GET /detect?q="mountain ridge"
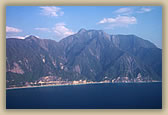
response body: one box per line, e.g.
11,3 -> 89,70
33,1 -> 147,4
6,29 -> 162,88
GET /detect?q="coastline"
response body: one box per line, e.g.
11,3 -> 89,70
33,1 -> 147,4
6,82 -> 105,90
6,81 -> 162,90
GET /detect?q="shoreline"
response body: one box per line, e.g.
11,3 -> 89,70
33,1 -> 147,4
6,81 -> 162,90
6,82 -> 103,90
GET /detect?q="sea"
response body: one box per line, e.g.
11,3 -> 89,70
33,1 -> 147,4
6,82 -> 162,109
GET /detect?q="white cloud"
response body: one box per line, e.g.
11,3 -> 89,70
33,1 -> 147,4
6,36 -> 25,39
52,23 -> 75,38
137,8 -> 152,13
6,26 -> 22,33
114,8 -> 133,15
99,18 -> 116,24
33,23 -> 74,40
114,7 -> 152,15
6,35 -> 40,39
40,6 -> 64,17
98,16 -> 137,28
34,28 -> 50,32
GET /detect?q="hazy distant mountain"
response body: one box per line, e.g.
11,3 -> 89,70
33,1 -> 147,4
6,29 -> 162,87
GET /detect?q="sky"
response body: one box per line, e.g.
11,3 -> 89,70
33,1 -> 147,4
6,6 -> 162,48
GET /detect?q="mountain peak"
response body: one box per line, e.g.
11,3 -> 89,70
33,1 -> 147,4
25,35 -> 39,39
78,28 -> 87,34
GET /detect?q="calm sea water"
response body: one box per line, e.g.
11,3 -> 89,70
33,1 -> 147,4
6,82 -> 162,109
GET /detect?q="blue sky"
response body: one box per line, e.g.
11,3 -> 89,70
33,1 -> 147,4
6,6 -> 162,48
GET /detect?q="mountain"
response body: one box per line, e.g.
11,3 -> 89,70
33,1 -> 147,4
6,29 -> 162,87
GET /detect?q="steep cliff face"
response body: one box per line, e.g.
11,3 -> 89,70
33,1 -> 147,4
6,29 -> 162,87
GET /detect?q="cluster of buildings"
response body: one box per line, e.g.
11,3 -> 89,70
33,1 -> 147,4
23,74 -> 154,87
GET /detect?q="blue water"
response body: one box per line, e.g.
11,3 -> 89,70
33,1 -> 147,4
6,82 -> 162,109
